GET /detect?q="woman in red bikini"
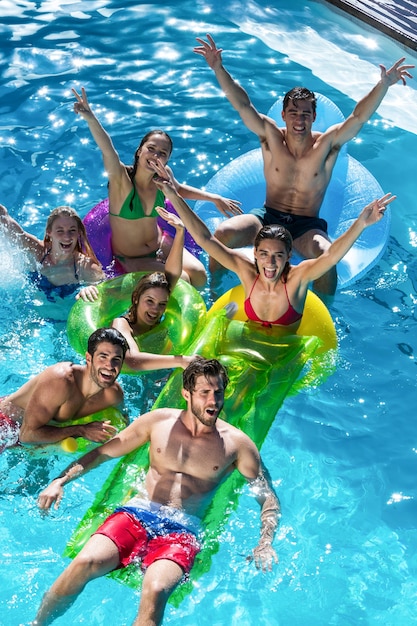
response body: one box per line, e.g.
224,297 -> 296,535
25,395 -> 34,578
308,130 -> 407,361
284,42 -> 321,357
151,172 -> 395,332
72,87 -> 242,287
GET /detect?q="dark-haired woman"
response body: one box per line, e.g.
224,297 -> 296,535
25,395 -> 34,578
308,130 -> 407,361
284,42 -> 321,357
152,173 -> 396,333
111,208 -> 195,372
72,87 -> 241,287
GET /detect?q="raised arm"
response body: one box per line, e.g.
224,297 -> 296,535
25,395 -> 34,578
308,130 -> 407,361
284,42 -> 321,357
72,87 -> 125,179
175,178 -> 242,217
152,174 -> 250,277
155,206 -> 185,289
296,194 -> 396,286
194,34 -> 267,137
0,203 -> 44,259
331,58 -> 414,147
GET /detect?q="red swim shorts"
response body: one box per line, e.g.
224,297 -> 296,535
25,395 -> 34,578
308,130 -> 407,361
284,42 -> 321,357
94,510 -> 201,573
0,411 -> 20,453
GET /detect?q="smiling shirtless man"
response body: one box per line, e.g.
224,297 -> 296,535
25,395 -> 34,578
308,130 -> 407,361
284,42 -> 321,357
194,34 -> 414,294
0,328 -> 127,451
32,357 -> 280,626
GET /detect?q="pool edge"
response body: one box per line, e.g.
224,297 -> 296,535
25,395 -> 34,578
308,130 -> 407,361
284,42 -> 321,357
324,0 -> 417,51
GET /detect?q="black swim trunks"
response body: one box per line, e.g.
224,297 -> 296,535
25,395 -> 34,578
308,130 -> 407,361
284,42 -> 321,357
250,206 -> 328,240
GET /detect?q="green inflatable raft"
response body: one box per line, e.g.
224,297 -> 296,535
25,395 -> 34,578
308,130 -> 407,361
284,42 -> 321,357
65,288 -> 337,605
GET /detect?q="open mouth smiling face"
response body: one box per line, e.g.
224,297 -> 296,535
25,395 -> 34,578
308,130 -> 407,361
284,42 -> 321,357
48,216 -> 79,256
95,368 -> 117,386
136,287 -> 169,328
88,342 -> 124,389
254,240 -> 290,282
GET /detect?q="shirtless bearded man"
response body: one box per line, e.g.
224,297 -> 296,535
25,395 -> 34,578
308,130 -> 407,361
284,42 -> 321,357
32,357 -> 280,626
0,328 -> 127,451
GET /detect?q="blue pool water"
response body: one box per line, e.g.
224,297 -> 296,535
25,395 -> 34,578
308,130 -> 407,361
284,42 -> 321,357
1,1 -> 417,624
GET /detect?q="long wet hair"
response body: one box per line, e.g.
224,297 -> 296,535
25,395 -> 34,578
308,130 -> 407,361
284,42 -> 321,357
282,87 -> 316,113
44,206 -> 100,265
126,271 -> 171,326
254,225 -> 293,282
182,356 -> 229,393
125,130 -> 173,212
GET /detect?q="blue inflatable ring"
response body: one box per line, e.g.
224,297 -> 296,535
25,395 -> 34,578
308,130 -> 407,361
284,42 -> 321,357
193,94 -> 390,288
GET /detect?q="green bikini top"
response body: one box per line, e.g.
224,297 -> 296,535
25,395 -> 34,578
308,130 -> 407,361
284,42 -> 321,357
110,188 -> 165,220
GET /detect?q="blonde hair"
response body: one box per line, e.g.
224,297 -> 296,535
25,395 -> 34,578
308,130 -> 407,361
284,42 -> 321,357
44,206 -> 100,265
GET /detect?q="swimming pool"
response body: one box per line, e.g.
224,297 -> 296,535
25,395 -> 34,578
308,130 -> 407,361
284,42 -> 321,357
1,0 -> 417,624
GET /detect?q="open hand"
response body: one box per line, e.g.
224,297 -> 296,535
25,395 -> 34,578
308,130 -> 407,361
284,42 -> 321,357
248,542 -> 279,572
76,285 -> 100,302
155,206 -> 184,231
380,58 -> 414,87
194,34 -> 223,70
213,195 -> 243,217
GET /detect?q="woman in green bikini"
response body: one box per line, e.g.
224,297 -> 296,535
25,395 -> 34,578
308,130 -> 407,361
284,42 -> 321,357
72,87 -> 242,287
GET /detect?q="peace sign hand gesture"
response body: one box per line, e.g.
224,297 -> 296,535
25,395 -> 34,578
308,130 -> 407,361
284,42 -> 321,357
72,86 -> 94,119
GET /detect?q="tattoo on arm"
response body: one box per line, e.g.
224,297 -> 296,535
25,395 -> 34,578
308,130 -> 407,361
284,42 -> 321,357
250,466 -> 281,545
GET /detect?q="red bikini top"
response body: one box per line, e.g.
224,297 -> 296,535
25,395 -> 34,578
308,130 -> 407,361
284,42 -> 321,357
244,276 -> 303,327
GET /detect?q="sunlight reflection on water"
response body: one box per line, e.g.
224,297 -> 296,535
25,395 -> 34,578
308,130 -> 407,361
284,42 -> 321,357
1,1 -> 417,624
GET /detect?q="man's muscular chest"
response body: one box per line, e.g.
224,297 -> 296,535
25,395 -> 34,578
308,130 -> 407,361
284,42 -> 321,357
51,393 -> 105,422
150,433 -> 230,479
264,140 -> 328,186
